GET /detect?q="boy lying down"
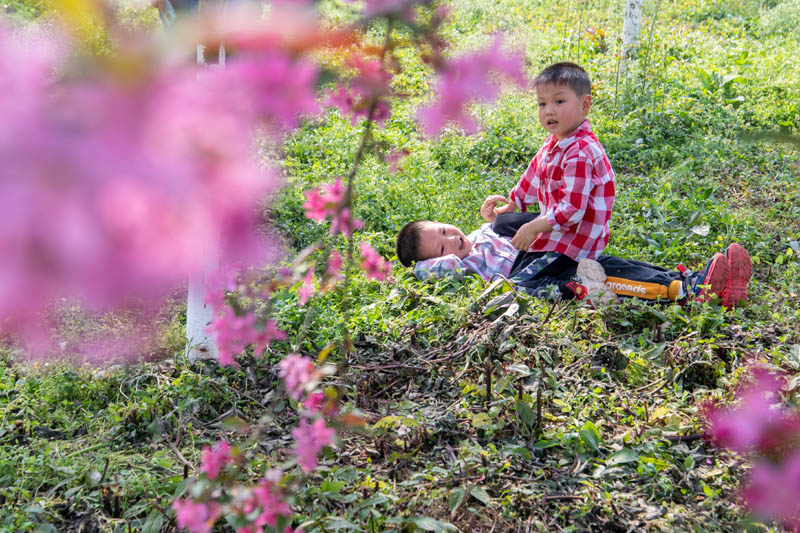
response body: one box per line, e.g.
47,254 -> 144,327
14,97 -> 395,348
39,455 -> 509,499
395,211 -> 752,307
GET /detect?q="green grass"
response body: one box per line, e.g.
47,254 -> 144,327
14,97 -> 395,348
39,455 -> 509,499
2,0 -> 800,531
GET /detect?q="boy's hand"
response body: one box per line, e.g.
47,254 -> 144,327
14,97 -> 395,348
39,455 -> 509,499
511,220 -> 540,251
480,195 -> 515,223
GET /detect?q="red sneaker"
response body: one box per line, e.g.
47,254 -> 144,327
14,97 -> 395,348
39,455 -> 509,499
721,243 -> 752,308
695,253 -> 729,303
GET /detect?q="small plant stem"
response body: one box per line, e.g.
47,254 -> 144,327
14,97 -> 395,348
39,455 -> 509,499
640,0 -> 662,109
64,441 -> 109,459
484,359 -> 493,407
536,374 -> 543,438
339,18 -> 393,367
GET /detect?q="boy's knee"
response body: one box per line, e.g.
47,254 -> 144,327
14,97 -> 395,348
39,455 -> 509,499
493,212 -> 539,238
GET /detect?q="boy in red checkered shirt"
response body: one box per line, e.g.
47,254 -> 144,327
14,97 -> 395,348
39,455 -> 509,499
483,62 -> 615,265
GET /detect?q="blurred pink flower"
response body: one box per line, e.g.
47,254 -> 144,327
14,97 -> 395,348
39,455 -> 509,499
237,479 -> 292,532
252,320 -> 287,358
297,270 -> 316,306
200,440 -> 234,480
324,55 -> 392,126
279,354 -> 316,400
205,308 -> 256,367
741,453 -> 800,532
330,208 -> 363,237
359,242 -> 391,281
172,498 -> 220,533
206,308 -> 287,366
364,0 -> 415,22
418,35 -> 526,136
292,418 -> 335,472
706,369 -> 800,454
303,178 -> 345,222
304,392 -> 325,412
326,250 -> 344,281
386,148 -> 410,172
0,23 -> 327,352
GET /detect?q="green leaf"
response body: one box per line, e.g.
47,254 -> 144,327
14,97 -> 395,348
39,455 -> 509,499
411,516 -> 450,531
507,364 -> 531,376
325,517 -> 363,530
531,439 -> 560,449
448,488 -> 465,515
142,510 -> 165,533
470,486 -> 491,506
605,448 -> 638,466
579,421 -> 602,453
472,412 -> 492,429
516,400 -> 536,429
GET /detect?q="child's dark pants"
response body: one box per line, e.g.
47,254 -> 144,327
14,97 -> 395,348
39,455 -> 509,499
493,213 -> 684,301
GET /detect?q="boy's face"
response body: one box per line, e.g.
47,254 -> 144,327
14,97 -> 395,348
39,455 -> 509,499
536,82 -> 592,141
416,222 -> 472,260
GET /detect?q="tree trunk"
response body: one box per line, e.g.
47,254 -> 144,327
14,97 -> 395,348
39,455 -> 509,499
621,0 -> 644,76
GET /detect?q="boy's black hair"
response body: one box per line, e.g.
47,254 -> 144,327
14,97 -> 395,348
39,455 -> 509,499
396,220 -> 426,267
533,62 -> 591,96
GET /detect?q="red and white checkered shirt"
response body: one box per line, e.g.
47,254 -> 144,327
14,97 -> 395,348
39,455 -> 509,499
508,119 -> 615,261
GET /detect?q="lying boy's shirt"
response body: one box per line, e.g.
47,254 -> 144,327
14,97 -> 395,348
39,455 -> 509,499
508,119 -> 615,261
415,223 -> 518,282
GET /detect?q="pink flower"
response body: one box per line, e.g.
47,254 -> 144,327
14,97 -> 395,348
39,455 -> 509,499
386,148 -> 410,172
302,179 -> 345,222
297,270 -> 316,306
706,369 -> 800,454
224,52 -> 320,131
326,250 -> 343,282
330,208 -> 363,237
324,56 -> 393,126
418,35 -> 526,136
252,319 -> 287,358
304,392 -> 325,412
292,418 -> 336,472
199,440 -> 234,480
278,354 -> 315,400
364,0 -> 415,22
0,24 -> 312,353
359,242 -> 392,281
741,453 -> 800,532
237,478 -> 292,533
172,499 -> 220,533
206,307 -> 257,367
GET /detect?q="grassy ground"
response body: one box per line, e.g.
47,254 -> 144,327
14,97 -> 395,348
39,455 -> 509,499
2,0 -> 800,531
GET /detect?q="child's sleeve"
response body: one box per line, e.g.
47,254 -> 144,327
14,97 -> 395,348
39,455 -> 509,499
509,147 -> 546,212
414,255 -> 467,281
546,153 -> 595,231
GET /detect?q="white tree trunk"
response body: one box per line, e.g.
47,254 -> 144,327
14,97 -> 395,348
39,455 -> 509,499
186,266 -> 218,362
621,0 -> 644,76
185,5 -> 224,363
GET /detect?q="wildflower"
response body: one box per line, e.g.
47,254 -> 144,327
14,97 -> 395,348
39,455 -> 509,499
252,320 -> 286,358
297,270 -> 316,306
741,453 -> 800,532
326,250 -> 344,282
418,35 -> 526,136
292,418 -> 336,472
279,354 -> 316,400
706,369 -> 800,454
172,498 -> 220,533
330,208 -> 363,237
359,242 -> 392,281
324,56 -> 392,126
199,440 -> 234,480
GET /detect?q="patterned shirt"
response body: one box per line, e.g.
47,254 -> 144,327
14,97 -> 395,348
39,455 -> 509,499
508,119 -> 615,261
415,223 -> 518,282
